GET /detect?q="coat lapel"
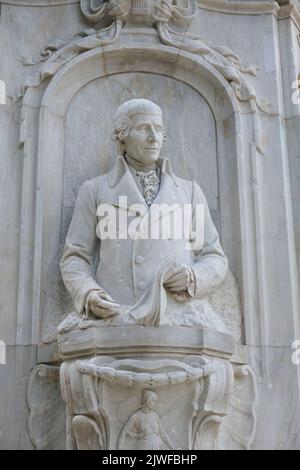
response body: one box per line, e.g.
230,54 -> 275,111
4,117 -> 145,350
104,155 -> 147,210
152,171 -> 179,206
103,155 -> 181,225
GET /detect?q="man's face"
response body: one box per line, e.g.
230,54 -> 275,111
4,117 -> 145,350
123,113 -> 164,165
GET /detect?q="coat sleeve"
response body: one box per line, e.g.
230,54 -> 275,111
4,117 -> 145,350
190,181 -> 228,298
60,180 -> 102,314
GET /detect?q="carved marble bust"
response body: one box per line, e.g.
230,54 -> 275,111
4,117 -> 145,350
59,98 -> 229,332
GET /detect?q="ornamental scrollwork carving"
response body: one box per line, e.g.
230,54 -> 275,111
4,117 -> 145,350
15,0 -> 272,118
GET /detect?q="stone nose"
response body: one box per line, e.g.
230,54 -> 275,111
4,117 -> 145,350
146,126 -> 157,142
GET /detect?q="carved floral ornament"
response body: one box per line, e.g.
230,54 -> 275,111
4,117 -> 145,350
80,0 -> 198,25
16,0 -> 273,117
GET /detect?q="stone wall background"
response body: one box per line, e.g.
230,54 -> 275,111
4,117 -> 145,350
0,0 -> 299,449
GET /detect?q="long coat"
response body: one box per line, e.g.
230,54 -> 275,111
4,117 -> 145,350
60,155 -> 228,314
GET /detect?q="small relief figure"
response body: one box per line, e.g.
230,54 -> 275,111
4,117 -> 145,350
118,390 -> 175,450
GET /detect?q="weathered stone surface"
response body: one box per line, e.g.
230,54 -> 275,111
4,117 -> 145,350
0,0 -> 299,449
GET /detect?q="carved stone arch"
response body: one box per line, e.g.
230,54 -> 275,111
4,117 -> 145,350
18,31 -> 268,378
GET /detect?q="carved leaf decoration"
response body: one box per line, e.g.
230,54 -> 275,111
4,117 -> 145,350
194,415 -> 223,450
14,20 -> 122,101
27,365 -> 66,450
80,0 -> 109,23
156,22 -> 272,114
73,415 -> 105,450
217,365 -> 257,450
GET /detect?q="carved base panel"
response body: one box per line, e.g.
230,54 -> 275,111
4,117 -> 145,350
60,355 -> 231,450
56,326 -> 256,450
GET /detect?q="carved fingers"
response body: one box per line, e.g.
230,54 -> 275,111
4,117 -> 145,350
163,264 -> 191,292
89,291 -> 121,319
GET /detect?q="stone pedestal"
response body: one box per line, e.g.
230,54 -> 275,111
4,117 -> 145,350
57,326 -> 254,450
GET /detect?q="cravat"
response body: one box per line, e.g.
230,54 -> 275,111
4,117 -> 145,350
136,169 -> 160,206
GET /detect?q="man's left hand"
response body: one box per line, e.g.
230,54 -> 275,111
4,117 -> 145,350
163,265 -> 191,292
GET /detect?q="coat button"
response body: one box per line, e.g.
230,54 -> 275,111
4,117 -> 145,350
138,281 -> 146,290
135,255 -> 145,264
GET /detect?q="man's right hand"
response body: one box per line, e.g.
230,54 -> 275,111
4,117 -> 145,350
88,291 -> 121,319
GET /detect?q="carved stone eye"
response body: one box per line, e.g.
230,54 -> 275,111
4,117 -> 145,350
136,124 -> 148,131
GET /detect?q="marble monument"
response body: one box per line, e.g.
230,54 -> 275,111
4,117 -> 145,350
57,98 -> 252,450
0,0 -> 299,450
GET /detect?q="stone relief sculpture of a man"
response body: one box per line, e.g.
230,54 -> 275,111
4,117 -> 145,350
59,99 -> 228,327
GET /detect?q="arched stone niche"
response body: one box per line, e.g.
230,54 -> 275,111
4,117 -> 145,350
19,29 -> 266,376
62,72 -> 219,235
